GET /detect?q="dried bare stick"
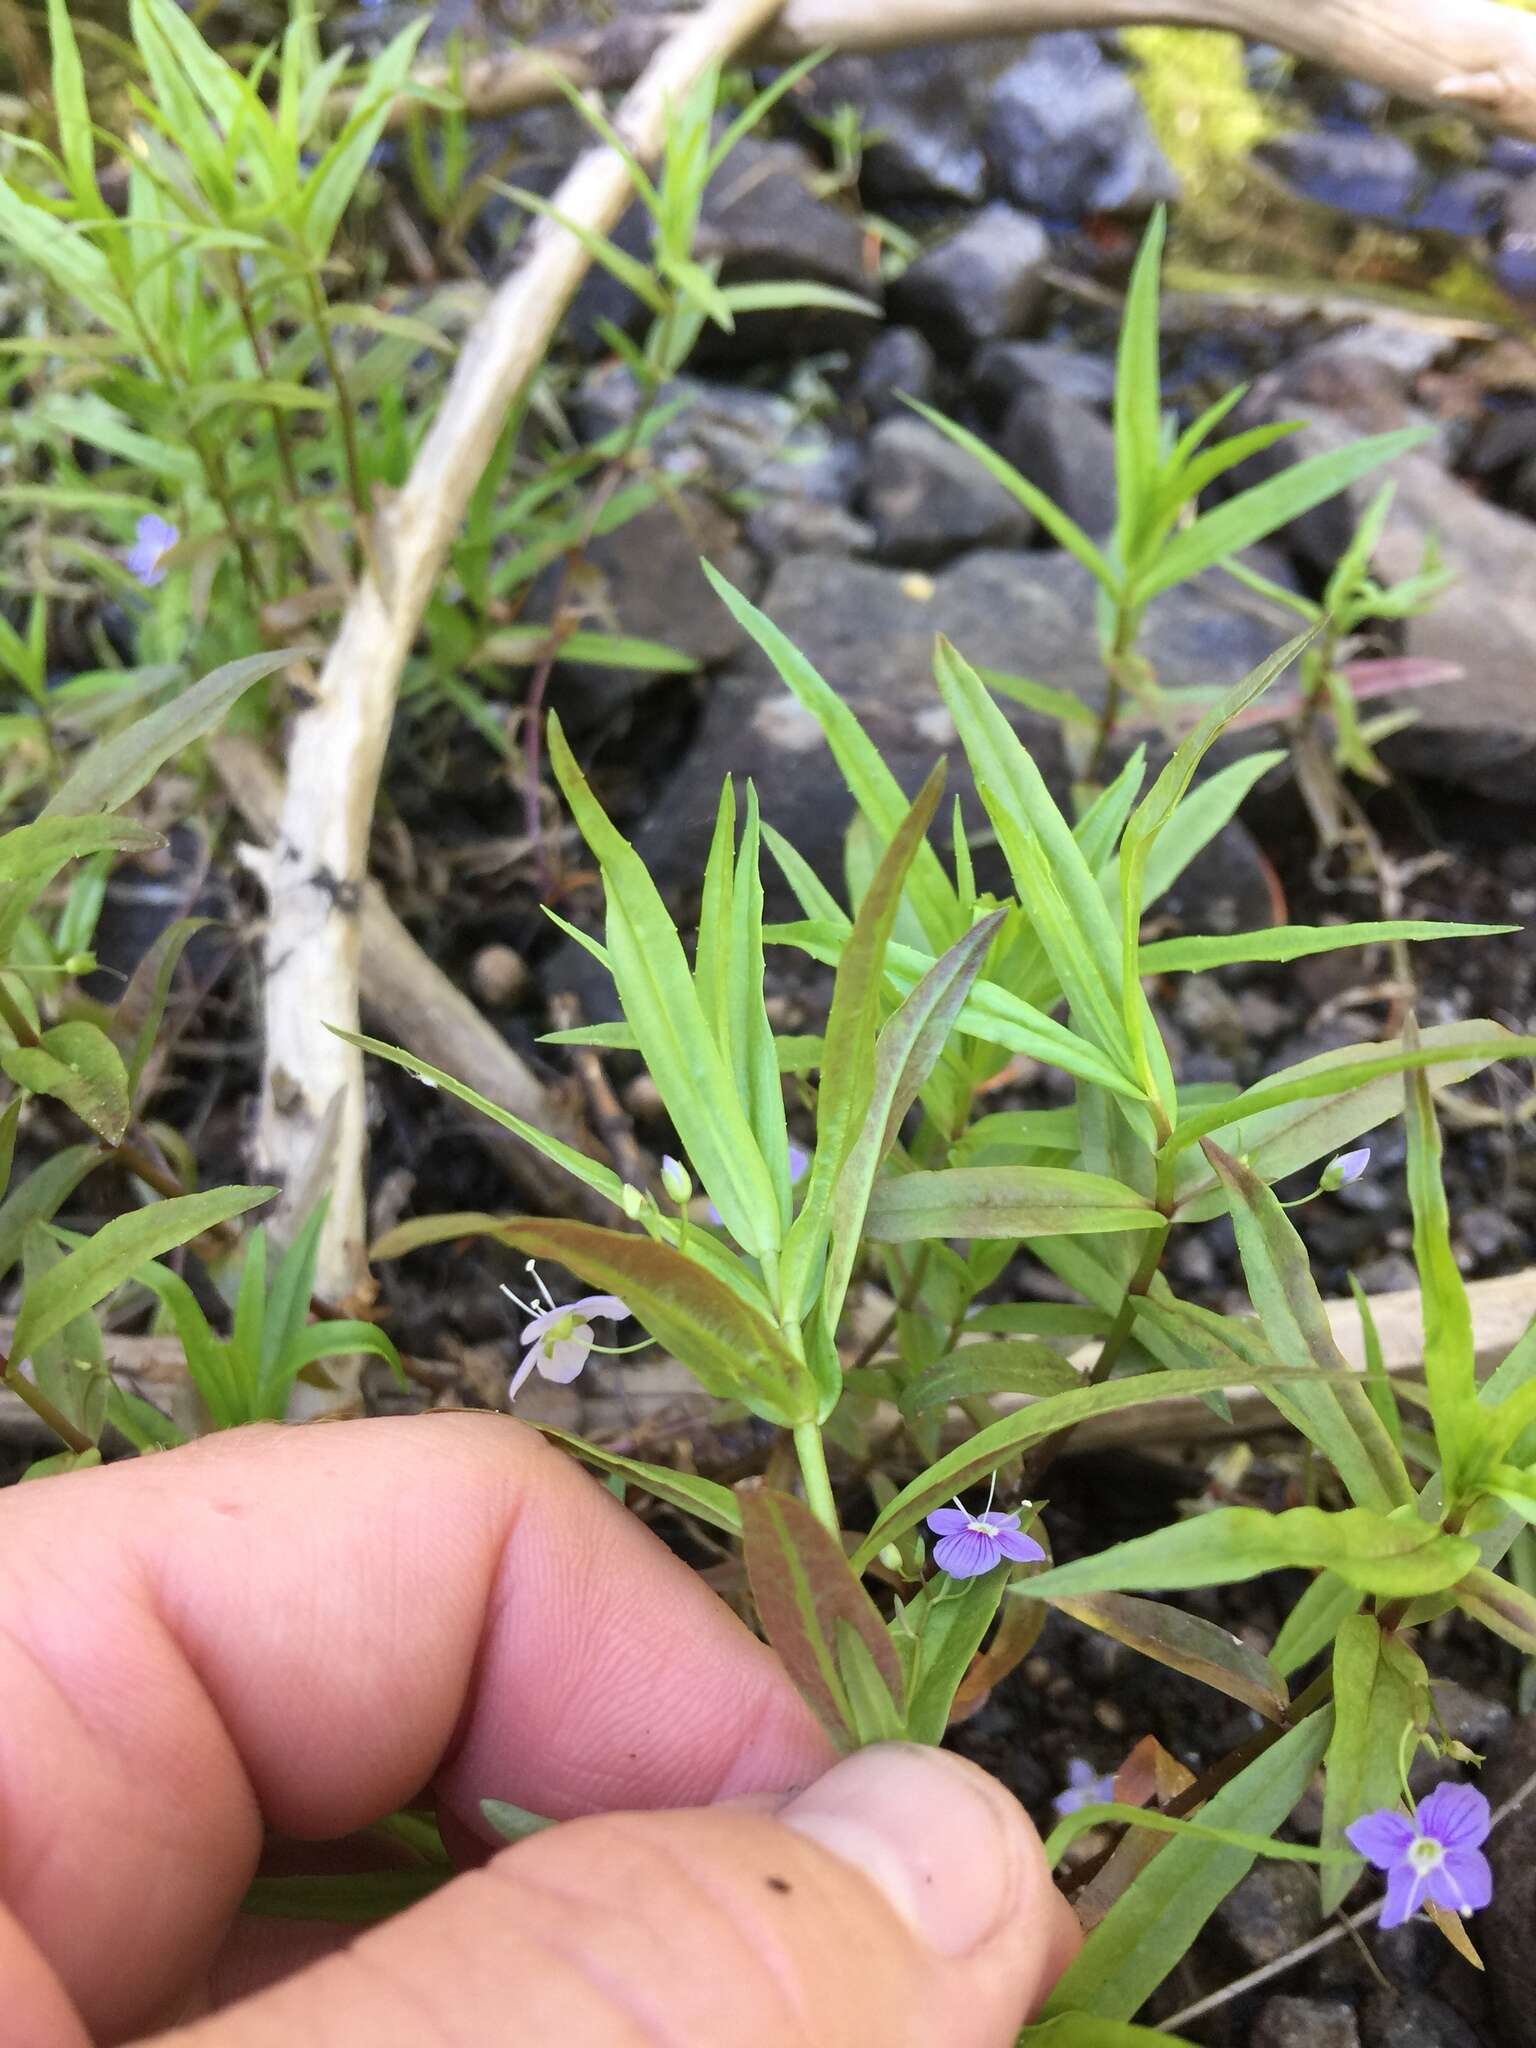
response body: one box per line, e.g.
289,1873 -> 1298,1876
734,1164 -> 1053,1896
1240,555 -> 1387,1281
211,736 -> 605,1222
257,0 -> 786,1302
395,0 -> 1536,140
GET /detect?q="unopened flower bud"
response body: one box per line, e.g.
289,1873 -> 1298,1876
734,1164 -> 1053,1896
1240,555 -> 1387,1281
659,1154 -> 692,1205
1320,1146 -> 1371,1192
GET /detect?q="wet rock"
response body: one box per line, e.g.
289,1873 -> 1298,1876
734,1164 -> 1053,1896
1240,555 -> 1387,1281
865,415 -> 1035,565
854,326 -> 938,422
786,43 -> 1019,206
1213,1861 -> 1322,1967
692,136 -> 879,359
1254,1997 -> 1360,2048
1371,1915 -> 1443,1991
984,34 -> 1178,219
970,339 -> 1117,418
888,203 -> 1050,358
1479,1712 -> 1536,2046
998,388 -> 1118,538
1457,1206 -> 1514,1268
1358,1990 -> 1483,2048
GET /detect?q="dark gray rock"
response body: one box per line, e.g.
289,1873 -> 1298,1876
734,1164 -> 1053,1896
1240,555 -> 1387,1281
865,416 -> 1035,565
998,388 -> 1118,538
785,43 -> 1021,206
1261,131 -> 1507,240
984,33 -> 1178,219
970,339 -> 1117,417
888,203 -> 1050,358
745,497 -> 875,563
1212,1861 -> 1323,1967
574,367 -> 862,506
692,136 -> 880,358
1358,1990 -> 1483,2048
536,489 -> 759,728
1254,1997 -> 1360,2048
854,326 -> 938,422
1371,1915 -> 1443,1991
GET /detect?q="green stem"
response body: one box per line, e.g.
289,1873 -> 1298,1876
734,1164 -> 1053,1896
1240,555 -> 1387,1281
793,1421 -> 839,1538
0,1347 -> 93,1454
303,270 -> 369,529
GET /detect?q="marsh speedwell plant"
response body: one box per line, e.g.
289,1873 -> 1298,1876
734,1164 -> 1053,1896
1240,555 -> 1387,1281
3,7 -> 1534,2027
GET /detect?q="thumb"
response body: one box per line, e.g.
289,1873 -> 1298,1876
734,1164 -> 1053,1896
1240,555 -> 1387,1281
172,1746 -> 1080,2048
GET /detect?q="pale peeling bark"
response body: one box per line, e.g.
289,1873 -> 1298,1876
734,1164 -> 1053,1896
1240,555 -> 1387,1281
405,0 -> 1536,139
259,0 -> 787,1303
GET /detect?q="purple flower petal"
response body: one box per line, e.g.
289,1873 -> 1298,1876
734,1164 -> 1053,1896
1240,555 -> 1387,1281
508,1342 -> 542,1402
1429,1847 -> 1493,1916
925,1506 -> 972,1537
126,513 -> 179,587
994,1525 -> 1046,1564
932,1528 -> 1001,1579
572,1293 -> 630,1324
788,1143 -> 810,1183
540,1329 -> 594,1383
1418,1782 -> 1492,1851
1334,1146 -> 1371,1184
1346,1809 -> 1416,1867
1380,1859 -> 1427,1930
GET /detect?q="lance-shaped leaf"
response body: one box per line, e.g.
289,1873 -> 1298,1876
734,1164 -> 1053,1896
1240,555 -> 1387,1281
701,563 -> 958,953
1041,1709 -> 1333,2023
1022,1505 -> 1476,1602
1141,918 -> 1512,976
900,1568 -> 1013,1746
1454,1565 -> 1536,1655
784,765 -> 946,1334
741,1487 -> 903,1749
850,1365 -> 1331,1573
548,719 -> 780,1256
43,651 -> 296,818
1046,1591 -> 1288,1723
0,814 -> 163,886
824,909 -> 1004,1332
113,916 -> 214,1094
3,1021 -> 130,1144
10,1186 -> 272,1366
1271,1570 -> 1364,1680
1402,1018 -> 1480,1497
864,1165 -> 1161,1244
498,1220 -> 816,1429
1201,1141 -> 1414,1513
1320,1614 -> 1428,1913
899,1339 -> 1080,1417
536,1426 -> 742,1538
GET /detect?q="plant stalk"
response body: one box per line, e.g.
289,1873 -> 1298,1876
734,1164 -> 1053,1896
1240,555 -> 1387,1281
793,1420 -> 839,1538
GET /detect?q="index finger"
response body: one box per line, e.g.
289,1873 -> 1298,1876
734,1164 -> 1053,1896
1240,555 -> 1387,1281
0,1414 -> 828,2043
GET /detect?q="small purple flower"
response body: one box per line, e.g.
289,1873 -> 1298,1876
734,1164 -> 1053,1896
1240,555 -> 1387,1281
125,513 -> 179,588
1346,1783 -> 1493,1928
1322,1146 -> 1371,1192
1053,1758 -> 1117,1818
926,1495 -> 1046,1579
502,1264 -> 630,1403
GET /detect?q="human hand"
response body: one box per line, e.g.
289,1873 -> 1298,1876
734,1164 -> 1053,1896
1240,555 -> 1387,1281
0,1415 -> 1079,2046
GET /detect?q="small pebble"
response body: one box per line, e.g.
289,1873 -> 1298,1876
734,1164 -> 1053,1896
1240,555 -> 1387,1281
470,943 -> 530,1007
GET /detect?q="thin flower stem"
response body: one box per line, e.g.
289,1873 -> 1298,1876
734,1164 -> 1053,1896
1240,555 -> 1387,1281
303,270 -> 370,530
0,1346 -> 94,1455
793,1421 -> 839,1538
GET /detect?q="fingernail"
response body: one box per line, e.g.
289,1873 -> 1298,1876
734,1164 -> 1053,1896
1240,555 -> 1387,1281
780,1742 -> 1026,1958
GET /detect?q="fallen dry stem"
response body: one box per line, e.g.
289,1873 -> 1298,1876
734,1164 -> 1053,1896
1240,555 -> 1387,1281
259,0 -> 788,1301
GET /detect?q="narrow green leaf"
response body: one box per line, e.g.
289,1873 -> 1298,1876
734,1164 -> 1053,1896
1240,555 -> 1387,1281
1114,206 -> 1166,563
0,1146 -> 98,1287
242,1871 -> 448,1923
975,668 -> 1098,732
741,1488 -> 903,1749
1142,919 -> 1510,975
43,651 -> 296,818
1402,1018 -> 1480,1495
902,1570 -> 1011,1745
548,718 -> 781,1255
3,1021 -> 130,1143
480,1799 -> 557,1845
1455,1565 -> 1536,1655
1201,1140 -> 1415,1512
1320,1615 -> 1427,1913
302,19 -> 429,253
115,917 -> 214,1093
1134,750 -> 1286,910
1350,1274 -> 1402,1452
537,1426 -> 742,1537
11,1186 -> 272,1367
1138,428 -> 1434,599
45,0 -> 101,210
1271,1570 -> 1364,1680
1047,1590 -> 1288,1722
864,1165 -> 1160,1244
1041,1710 -> 1332,2022
899,1339 -> 1079,1417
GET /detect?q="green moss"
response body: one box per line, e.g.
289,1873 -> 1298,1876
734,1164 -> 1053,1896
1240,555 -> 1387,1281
1123,27 -> 1272,212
